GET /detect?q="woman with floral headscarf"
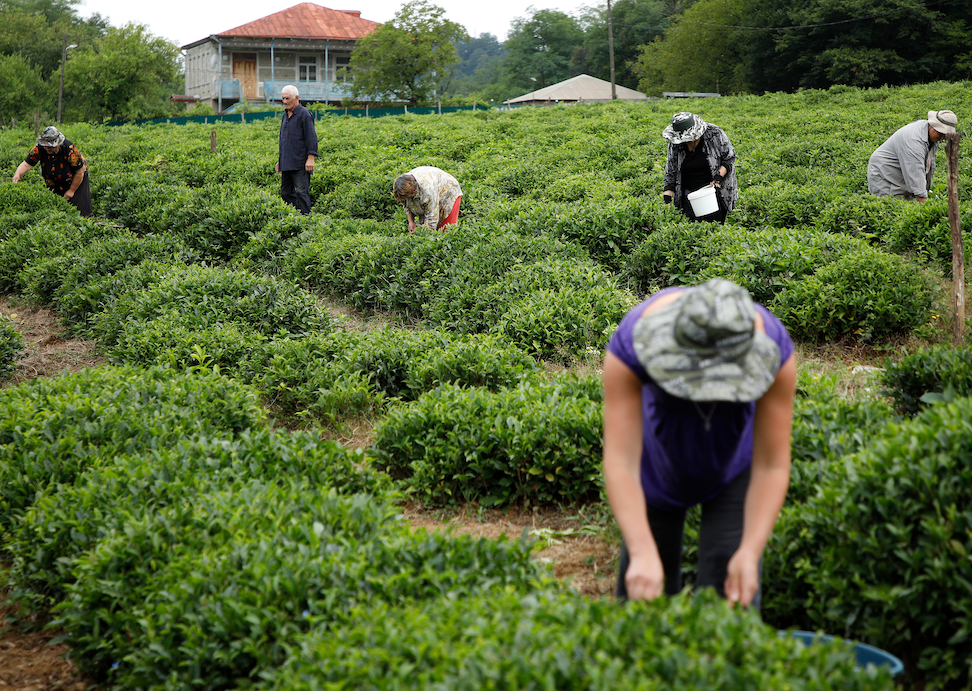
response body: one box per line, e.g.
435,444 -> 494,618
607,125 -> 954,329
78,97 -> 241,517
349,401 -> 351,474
662,112 -> 737,223
11,126 -> 92,217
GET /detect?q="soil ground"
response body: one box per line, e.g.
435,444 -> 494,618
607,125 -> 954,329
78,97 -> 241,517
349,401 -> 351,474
0,298 -> 619,689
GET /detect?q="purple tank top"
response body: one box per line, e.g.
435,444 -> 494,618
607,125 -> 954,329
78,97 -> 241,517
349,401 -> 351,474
607,289 -> 794,511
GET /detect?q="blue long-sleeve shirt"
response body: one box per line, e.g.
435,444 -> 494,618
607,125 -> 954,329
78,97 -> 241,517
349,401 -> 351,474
278,104 -> 319,172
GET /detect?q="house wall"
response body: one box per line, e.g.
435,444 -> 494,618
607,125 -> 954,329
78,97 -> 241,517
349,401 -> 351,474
184,41 -> 356,111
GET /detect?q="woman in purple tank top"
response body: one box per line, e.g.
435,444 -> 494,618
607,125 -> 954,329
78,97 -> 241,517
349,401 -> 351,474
603,278 -> 796,608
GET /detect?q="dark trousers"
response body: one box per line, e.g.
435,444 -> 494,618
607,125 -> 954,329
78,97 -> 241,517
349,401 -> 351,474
616,467 -> 761,607
61,171 -> 92,217
280,169 -> 312,215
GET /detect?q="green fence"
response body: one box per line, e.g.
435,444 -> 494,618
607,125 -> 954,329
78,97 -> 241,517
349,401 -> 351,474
108,105 -> 490,127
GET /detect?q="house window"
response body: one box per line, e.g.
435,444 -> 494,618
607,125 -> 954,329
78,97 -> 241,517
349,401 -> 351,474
299,56 -> 317,82
335,56 -> 351,82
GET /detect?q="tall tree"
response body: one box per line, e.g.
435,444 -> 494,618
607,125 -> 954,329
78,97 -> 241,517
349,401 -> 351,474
348,0 -> 468,106
503,8 -> 584,92
576,0 -> 669,88
63,23 -> 180,121
632,0 -> 756,95
756,0 -> 972,90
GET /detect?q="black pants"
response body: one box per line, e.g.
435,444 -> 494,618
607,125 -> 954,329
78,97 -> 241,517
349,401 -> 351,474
280,169 -> 312,215
616,467 -> 761,607
58,171 -> 92,217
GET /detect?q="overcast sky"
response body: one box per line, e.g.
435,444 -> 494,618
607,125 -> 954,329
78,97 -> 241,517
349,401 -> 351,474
75,0 -> 597,48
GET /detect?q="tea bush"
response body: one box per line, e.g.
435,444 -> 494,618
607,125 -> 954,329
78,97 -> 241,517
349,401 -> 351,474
56,259 -> 181,334
770,250 -> 934,342
372,376 -> 603,506
812,194 -> 900,239
777,397 -> 972,690
0,180 -> 76,216
86,264 -> 329,347
880,345 -> 972,415
20,232 -> 195,306
0,314 -> 24,377
887,199 -> 972,277
106,317 -> 268,371
5,428 -> 391,608
54,483 -> 549,688
267,588 -> 894,691
698,228 -> 871,305
241,328 -> 539,426
0,214 -> 108,293
788,393 -> 895,504
0,364 -> 265,534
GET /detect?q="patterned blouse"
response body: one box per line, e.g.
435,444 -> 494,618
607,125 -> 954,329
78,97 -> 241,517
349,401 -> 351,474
24,140 -> 87,195
402,166 -> 463,229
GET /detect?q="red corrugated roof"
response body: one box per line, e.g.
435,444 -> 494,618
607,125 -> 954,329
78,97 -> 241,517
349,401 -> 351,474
217,3 -> 380,41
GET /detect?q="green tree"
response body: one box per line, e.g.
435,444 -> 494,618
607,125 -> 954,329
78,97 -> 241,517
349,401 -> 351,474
0,54 -> 51,123
632,0 -> 753,95
348,0 -> 467,106
576,0 -> 669,88
503,8 -> 584,92
751,0 -> 972,90
63,23 -> 180,121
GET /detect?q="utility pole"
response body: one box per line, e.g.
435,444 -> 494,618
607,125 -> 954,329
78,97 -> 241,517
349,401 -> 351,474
607,0 -> 617,100
947,131 -> 964,344
57,38 -> 78,124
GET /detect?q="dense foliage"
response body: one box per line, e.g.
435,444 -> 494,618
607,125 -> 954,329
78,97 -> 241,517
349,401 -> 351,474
1,82 -> 970,689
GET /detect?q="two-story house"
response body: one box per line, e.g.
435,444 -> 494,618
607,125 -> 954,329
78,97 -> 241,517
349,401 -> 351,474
182,2 -> 380,112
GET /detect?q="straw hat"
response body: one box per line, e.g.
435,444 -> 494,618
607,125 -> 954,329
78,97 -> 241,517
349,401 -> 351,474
927,109 -> 958,135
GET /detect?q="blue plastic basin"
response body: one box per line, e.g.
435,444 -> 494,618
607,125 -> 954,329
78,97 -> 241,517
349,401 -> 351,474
779,630 -> 905,677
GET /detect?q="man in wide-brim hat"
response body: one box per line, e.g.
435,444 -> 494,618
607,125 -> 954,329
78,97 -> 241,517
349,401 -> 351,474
11,125 -> 92,217
867,109 -> 958,202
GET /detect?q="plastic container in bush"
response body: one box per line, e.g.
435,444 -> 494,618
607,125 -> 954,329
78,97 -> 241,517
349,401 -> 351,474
779,630 -> 904,677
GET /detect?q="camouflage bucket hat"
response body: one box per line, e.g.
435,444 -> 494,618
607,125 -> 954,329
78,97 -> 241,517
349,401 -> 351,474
632,278 -> 781,402
662,112 -> 707,144
37,126 -> 65,148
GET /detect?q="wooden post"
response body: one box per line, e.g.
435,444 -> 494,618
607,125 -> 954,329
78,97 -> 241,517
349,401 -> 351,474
210,130 -> 217,153
947,131 -> 964,345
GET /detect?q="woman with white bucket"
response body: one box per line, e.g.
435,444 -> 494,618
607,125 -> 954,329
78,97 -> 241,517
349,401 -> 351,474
662,112 -> 738,223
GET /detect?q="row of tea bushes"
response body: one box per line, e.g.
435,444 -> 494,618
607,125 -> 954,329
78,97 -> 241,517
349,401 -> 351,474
5,428 -> 391,610
373,376 -> 604,506
0,315 -> 24,377
0,364 -> 266,535
2,419 -> 547,689
278,223 -> 637,362
627,221 -> 936,342
881,344 -> 972,415
265,588 -> 894,691
763,395 -> 972,690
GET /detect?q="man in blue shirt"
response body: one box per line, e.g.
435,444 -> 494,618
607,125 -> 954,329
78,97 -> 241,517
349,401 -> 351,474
275,84 -> 318,214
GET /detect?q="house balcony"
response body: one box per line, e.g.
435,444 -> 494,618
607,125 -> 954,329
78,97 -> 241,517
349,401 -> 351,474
263,79 -> 355,104
217,78 -> 241,100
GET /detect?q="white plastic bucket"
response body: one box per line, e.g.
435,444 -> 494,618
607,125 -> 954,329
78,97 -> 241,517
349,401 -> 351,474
687,185 -> 718,217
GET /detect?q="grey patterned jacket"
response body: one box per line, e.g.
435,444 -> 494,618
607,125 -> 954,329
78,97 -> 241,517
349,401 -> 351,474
663,124 -> 738,212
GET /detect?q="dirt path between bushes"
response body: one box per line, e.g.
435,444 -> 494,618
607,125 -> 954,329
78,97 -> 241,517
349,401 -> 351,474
0,299 -> 618,689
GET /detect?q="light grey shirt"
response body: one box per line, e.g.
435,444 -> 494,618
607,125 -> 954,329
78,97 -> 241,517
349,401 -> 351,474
867,119 -> 938,199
